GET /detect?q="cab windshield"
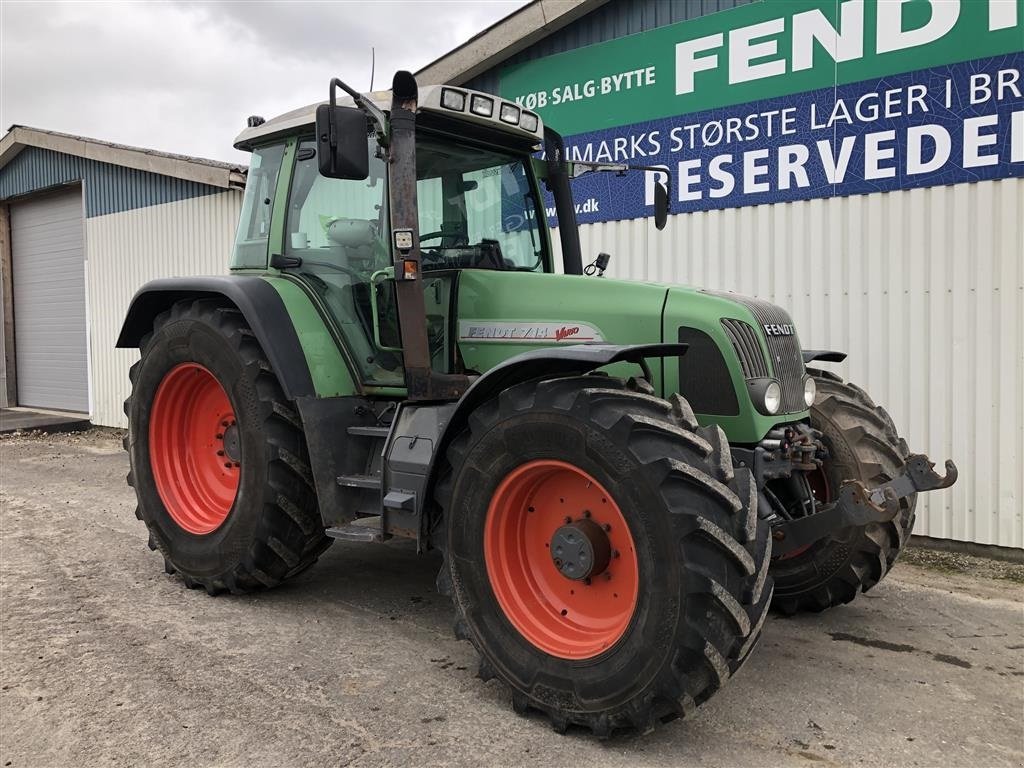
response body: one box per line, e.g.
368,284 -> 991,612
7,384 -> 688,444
415,134 -> 546,272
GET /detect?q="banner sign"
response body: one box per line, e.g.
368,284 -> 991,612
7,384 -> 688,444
499,0 -> 1024,223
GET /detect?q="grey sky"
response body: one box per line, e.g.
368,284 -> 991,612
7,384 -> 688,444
1,0 -> 527,165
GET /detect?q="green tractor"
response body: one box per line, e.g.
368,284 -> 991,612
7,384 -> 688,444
118,72 -> 956,736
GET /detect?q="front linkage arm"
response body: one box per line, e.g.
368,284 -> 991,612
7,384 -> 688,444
771,455 -> 958,557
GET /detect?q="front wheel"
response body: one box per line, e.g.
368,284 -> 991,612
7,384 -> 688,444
435,376 -> 773,736
769,370 -> 916,614
125,299 -> 330,594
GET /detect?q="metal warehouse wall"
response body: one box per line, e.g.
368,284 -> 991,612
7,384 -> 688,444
86,191 -> 241,428
565,177 -> 1023,549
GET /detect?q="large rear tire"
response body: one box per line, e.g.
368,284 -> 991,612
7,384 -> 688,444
434,375 -> 772,736
769,370 -> 915,614
125,299 -> 330,595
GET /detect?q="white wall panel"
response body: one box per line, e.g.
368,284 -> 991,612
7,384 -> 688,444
85,191 -> 242,429
576,179 -> 1023,549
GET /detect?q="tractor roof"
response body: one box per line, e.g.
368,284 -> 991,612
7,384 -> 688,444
234,84 -> 543,151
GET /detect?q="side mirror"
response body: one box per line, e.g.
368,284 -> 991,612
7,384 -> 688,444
653,180 -> 669,231
315,104 -> 369,180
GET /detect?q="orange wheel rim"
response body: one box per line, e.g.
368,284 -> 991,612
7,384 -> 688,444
484,460 -> 639,659
149,363 -> 239,535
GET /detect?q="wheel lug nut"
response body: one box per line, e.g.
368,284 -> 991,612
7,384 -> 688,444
612,549 -> 620,559
217,450 -> 225,456
224,462 -> 232,468
564,516 -> 572,524
221,421 -> 229,427
603,523 -> 611,532
216,433 -> 224,440
583,510 -> 591,518
604,572 -> 612,581
583,577 -> 591,586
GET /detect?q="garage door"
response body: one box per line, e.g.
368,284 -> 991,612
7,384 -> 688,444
11,188 -> 89,413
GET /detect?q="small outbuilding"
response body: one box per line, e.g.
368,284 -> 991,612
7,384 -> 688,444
0,126 -> 244,427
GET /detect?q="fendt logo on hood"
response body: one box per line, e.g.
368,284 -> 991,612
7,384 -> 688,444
763,323 -> 795,337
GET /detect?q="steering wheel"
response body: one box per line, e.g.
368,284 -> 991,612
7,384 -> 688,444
296,258 -> 364,281
420,228 -> 468,245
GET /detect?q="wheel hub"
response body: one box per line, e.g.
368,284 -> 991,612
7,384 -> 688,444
550,518 -> 611,581
221,422 -> 240,463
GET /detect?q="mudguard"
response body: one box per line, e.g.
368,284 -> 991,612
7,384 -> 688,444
116,276 -> 315,399
414,343 -> 689,541
447,343 -> 688,432
802,349 -> 847,364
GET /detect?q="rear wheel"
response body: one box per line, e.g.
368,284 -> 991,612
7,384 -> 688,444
435,376 -> 773,736
125,299 -> 330,594
769,370 -> 915,613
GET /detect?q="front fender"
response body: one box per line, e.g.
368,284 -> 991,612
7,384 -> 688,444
116,276 -> 315,400
420,343 -> 688,540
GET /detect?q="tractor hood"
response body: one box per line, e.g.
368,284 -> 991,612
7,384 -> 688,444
454,270 -> 809,443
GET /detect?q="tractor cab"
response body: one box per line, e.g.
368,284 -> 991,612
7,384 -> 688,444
231,80 -> 559,393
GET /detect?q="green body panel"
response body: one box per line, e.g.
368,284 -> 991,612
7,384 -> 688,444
456,270 -> 666,382
254,266 -> 804,444
661,287 -> 809,443
455,270 -> 808,444
260,275 -> 359,397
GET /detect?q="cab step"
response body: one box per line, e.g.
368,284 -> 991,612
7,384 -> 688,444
336,473 -> 381,489
346,425 -> 391,439
326,517 -> 385,543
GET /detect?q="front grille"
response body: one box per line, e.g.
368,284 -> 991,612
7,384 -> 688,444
709,292 -> 807,413
721,318 -> 769,378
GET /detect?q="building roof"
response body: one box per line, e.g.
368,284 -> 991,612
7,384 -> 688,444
415,0 -> 608,87
0,125 -> 247,189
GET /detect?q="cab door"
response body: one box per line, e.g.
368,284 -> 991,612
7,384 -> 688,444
282,138 -> 406,386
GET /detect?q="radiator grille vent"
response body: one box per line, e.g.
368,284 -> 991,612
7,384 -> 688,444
709,292 -> 807,413
721,318 -> 769,379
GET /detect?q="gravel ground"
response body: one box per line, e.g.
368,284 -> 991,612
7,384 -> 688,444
1,428 -> 1022,767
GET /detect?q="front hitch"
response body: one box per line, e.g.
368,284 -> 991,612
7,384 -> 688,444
771,455 -> 958,557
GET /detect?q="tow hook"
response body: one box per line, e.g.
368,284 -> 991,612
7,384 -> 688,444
771,454 -> 958,556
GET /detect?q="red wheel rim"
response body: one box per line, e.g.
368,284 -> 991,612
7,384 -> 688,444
484,460 -> 639,659
149,363 -> 239,535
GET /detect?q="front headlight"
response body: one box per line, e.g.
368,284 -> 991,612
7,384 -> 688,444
764,381 -> 782,414
803,376 -> 816,408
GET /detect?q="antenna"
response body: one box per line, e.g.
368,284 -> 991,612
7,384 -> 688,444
369,47 -> 375,91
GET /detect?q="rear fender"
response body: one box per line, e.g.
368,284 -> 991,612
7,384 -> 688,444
116,276 -> 315,400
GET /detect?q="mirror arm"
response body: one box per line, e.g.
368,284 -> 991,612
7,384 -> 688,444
569,161 -> 672,222
330,77 -> 389,142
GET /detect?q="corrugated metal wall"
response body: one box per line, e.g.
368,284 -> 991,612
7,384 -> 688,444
565,177 -> 1023,549
86,191 -> 241,428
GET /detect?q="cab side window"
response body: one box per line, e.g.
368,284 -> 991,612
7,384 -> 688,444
231,143 -> 285,269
